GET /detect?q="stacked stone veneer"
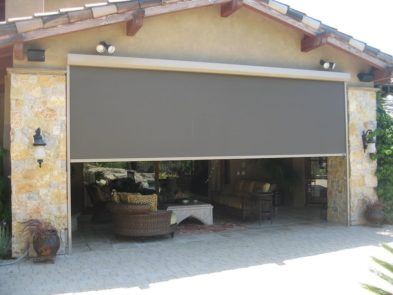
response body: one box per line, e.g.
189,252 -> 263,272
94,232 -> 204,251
327,87 -> 377,225
327,157 -> 348,224
347,87 -> 378,225
9,71 -> 67,256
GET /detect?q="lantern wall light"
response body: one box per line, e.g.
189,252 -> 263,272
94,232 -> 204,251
362,129 -> 376,154
320,59 -> 336,70
33,128 -> 46,168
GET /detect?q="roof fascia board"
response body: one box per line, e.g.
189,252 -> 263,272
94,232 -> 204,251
326,35 -> 387,70
144,0 -> 228,16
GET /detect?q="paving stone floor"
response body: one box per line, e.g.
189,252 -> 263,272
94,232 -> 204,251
1,208 -> 393,294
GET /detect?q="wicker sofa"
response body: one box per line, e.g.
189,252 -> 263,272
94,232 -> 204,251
213,180 -> 276,219
109,192 -> 177,238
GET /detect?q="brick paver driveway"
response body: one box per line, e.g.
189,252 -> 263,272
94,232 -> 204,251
1,223 -> 393,295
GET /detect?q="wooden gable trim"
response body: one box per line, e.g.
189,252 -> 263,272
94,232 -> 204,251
0,0 -> 229,49
326,35 -> 387,70
243,0 -> 318,36
301,34 -> 328,52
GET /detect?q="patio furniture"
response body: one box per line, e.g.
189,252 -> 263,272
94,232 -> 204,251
212,180 -> 276,220
249,192 -> 274,224
109,192 -> 177,238
85,183 -> 112,223
165,202 -> 214,225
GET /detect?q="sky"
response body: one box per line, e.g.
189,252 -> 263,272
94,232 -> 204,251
281,0 -> 393,55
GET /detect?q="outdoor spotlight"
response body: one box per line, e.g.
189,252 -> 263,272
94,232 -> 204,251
96,41 -> 115,55
320,60 -> 336,70
27,49 -> 45,62
33,128 -> 46,168
362,129 -> 376,154
357,72 -> 374,82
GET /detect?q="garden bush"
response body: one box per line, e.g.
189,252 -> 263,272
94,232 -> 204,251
373,92 -> 393,223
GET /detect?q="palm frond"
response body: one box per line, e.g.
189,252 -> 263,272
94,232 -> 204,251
382,244 -> 393,256
372,257 -> 393,275
362,283 -> 393,295
371,269 -> 393,286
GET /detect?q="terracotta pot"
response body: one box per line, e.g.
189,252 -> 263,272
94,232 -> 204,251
33,229 -> 60,258
365,207 -> 384,225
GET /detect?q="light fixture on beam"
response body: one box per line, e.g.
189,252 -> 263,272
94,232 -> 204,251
320,59 -> 336,70
27,49 -> 45,62
357,72 -> 374,82
96,41 -> 115,55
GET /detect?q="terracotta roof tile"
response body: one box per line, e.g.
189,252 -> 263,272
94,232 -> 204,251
286,8 -> 304,22
91,4 -> 118,18
116,1 -> 140,13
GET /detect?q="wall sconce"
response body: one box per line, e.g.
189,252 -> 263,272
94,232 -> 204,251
96,41 -> 116,55
362,129 -> 376,154
320,59 -> 336,70
33,128 -> 46,168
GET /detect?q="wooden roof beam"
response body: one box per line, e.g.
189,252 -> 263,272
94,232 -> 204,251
0,45 -> 12,58
13,40 -> 24,60
221,0 -> 243,17
126,9 -> 144,36
301,34 -> 387,70
301,34 -> 328,52
372,67 -> 393,84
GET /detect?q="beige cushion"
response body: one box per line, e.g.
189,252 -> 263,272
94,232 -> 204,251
115,192 -> 158,211
253,182 -> 271,193
170,212 -> 177,225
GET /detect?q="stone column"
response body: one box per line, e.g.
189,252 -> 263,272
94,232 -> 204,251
347,87 -> 378,225
9,69 -> 67,257
327,156 -> 348,224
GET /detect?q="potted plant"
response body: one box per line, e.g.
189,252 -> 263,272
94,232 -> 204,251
365,200 -> 385,225
22,219 -> 60,261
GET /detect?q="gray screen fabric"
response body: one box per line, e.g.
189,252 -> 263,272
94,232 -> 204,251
70,66 -> 346,160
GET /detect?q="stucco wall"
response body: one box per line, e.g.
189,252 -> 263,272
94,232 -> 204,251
9,69 -> 67,256
16,6 -> 372,85
348,87 -> 378,225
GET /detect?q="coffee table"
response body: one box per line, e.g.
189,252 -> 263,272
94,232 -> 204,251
166,202 -> 214,225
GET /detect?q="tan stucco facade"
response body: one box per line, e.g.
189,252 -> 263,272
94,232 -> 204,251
5,6 -> 379,255
16,7 -> 372,86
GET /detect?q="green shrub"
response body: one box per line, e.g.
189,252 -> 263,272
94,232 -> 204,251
0,147 -> 9,223
0,221 -> 11,259
373,93 -> 393,223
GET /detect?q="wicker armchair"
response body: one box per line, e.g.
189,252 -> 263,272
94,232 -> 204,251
109,203 -> 176,238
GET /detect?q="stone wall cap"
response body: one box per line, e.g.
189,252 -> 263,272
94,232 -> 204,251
347,86 -> 379,92
7,67 -> 67,75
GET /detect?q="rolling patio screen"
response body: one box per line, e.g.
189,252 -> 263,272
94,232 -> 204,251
69,66 -> 346,161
